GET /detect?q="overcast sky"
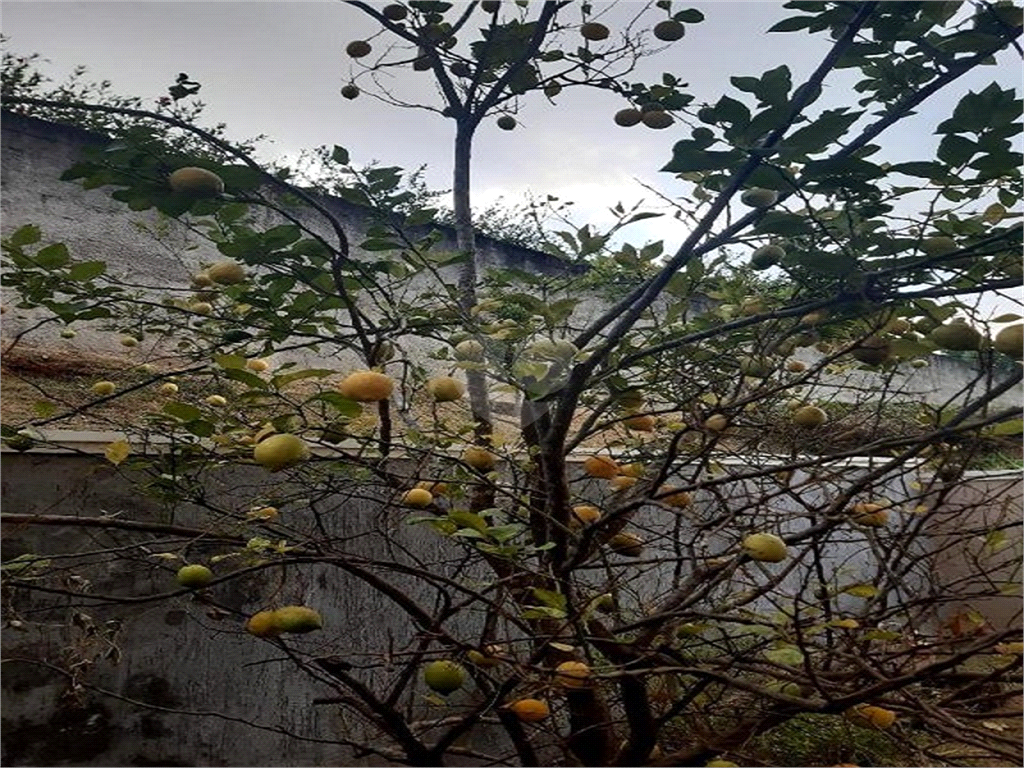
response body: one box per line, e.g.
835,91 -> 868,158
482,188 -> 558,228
2,1 -> 1021,256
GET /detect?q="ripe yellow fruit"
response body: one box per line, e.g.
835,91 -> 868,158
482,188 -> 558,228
169,167 -> 225,196
463,446 -> 498,472
614,108 -> 642,127
624,414 -> 656,432
509,698 -> 550,722
246,358 -> 270,372
207,260 -> 246,285
850,502 -> 889,527
930,320 -> 982,352
706,761 -> 740,767
704,414 -> 729,432
658,486 -> 692,508
609,475 -> 637,491
920,236 -> 957,257
845,704 -> 896,730
571,505 -> 602,526
993,324 -> 1022,358
158,382 -> 179,396
246,610 -> 282,638
253,433 -> 310,471
910,358 -> 929,368
786,359 -> 807,373
205,395 -> 228,407
742,532 -> 788,562
609,532 -> 644,557
60,328 -> 77,339
415,480 -> 449,497
403,488 -> 433,508
346,40 -> 372,58
424,660 -> 466,695
338,370 -> 394,401
192,272 -> 214,288
554,660 -> 592,688
190,301 -> 213,315
248,506 -> 279,520
583,455 -> 619,479
176,564 -> 213,588
851,336 -> 891,365
496,115 -> 516,131
426,376 -> 465,402
121,336 -> 138,348
274,605 -> 323,633
641,111 -> 674,129
620,462 -> 645,478
792,405 -> 828,428
580,22 -> 610,40
740,187 -> 778,208
91,381 -> 116,396
653,19 -> 685,40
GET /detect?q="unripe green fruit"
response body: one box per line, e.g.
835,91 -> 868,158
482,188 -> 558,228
921,236 -> 957,257
930,320 -> 983,352
993,324 -> 1023,359
91,381 -> 116,396
653,20 -> 685,41
454,339 -> 485,361
253,433 -> 310,471
481,0 -> 500,11
424,660 -> 466,694
750,244 -> 785,270
346,40 -> 372,58
614,108 -> 642,127
176,564 -> 213,588
580,22 -> 610,40
497,115 -> 516,131
642,111 -> 674,129
382,4 -> 407,21
169,167 -> 224,197
450,62 -> 472,78
341,84 -> 360,100
740,187 -> 778,208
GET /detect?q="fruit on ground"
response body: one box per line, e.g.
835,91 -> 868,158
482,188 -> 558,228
751,244 -> 785,269
792,405 -> 828,428
509,698 -> 550,722
580,22 -> 610,40
176,564 -> 213,588
346,40 -> 372,58
253,433 -> 310,471
786,359 -> 807,372
910,359 -> 929,368
851,336 -> 891,365
338,370 -> 394,401
91,381 -> 116,396
159,383 -> 179,395
454,339 -> 484,360
930,320 -> 982,352
740,187 -> 778,207
382,4 -> 408,20
207,260 -> 246,285
463,446 -> 498,471
247,358 -> 270,372
426,376 -> 465,402
609,532 -> 644,557
190,301 -> 213,315
403,488 -> 433,508
246,610 -> 282,638
554,660 -> 592,688
706,761 -> 740,767
624,414 -> 656,432
169,167 -> 224,196
851,502 -> 889,527
742,532 -> 788,562
658,486 -> 692,508
994,324 -> 1023,358
614,108 -> 642,127
641,111 -> 674,129
424,660 -> 466,694
121,336 -> 138,347
60,329 -> 77,338
275,605 -> 323,633
704,414 -> 729,432
653,20 -> 685,40
205,395 -> 227,407
571,505 -> 602,526
584,455 -> 620,479
497,116 -> 516,130
845,704 -> 896,729
920,236 -> 957,257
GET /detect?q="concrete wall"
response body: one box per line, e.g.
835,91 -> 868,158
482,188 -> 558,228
3,438 -> 1020,766
2,111 -> 1021,412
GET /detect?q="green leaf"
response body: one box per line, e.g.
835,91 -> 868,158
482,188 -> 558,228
763,645 -> 804,666
9,225 -> 42,246
784,109 -> 861,156
674,8 -> 704,22
163,402 -> 204,422
68,261 -> 107,281
755,212 -> 814,237
307,391 -> 363,416
331,145 -> 350,165
789,250 -> 859,275
271,368 -> 335,388
223,368 -> 270,390
843,583 -> 878,599
986,418 -> 1023,436
531,588 -> 567,611
938,135 -> 977,166
768,15 -> 813,32
213,354 -> 247,370
35,243 -> 70,269
448,510 -> 489,534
